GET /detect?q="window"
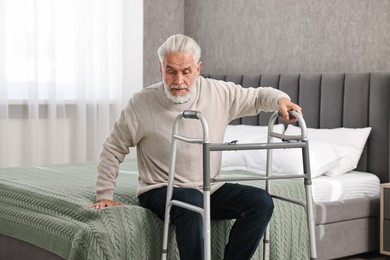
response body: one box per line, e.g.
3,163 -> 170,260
2,0 -> 125,101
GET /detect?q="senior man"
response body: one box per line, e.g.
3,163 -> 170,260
90,34 -> 301,260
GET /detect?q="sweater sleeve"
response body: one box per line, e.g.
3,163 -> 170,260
221,80 -> 290,120
96,99 -> 140,201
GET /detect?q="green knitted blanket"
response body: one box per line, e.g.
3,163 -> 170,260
0,159 -> 311,259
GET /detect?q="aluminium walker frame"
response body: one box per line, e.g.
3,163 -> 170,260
161,110 -> 317,260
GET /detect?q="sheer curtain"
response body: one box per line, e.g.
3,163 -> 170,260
0,0 -> 143,167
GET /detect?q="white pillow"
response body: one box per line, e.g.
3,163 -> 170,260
271,140 -> 351,178
284,125 -> 372,177
221,124 -> 285,174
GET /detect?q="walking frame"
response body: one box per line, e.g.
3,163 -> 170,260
161,110 -> 317,260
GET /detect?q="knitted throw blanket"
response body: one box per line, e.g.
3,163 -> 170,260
0,159 -> 312,260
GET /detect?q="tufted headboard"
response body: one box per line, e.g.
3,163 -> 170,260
203,72 -> 390,183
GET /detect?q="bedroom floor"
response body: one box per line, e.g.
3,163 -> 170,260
335,251 -> 389,260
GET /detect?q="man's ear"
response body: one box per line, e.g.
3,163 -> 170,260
159,62 -> 163,77
197,61 -> 202,76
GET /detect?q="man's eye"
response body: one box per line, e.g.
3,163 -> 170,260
167,70 -> 176,75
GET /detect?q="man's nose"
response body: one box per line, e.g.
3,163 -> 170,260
174,73 -> 184,85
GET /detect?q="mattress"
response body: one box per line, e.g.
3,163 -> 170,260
312,171 -> 380,203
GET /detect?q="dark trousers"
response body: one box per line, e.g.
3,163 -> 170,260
138,183 -> 274,260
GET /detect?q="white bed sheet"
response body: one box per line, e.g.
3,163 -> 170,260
311,171 -> 380,203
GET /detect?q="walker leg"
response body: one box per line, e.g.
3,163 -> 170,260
263,169 -> 271,260
305,185 -> 317,259
162,136 -> 179,260
161,203 -> 172,260
203,190 -> 211,260
263,225 -> 270,260
303,144 -> 317,259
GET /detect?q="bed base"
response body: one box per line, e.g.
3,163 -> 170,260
0,233 -> 64,260
162,110 -> 317,260
315,196 -> 380,259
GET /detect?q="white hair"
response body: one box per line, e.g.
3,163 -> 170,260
157,34 -> 201,65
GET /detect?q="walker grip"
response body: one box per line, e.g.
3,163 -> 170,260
183,110 -> 201,119
278,109 -> 298,119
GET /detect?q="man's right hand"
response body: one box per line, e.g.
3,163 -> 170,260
88,199 -> 124,209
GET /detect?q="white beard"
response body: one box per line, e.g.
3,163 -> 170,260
163,82 -> 195,104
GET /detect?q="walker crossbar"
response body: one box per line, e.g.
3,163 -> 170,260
271,194 -> 307,208
213,174 -> 309,182
161,110 -> 317,260
210,141 -> 307,151
169,200 -> 205,216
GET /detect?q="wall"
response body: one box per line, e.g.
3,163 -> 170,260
144,0 -> 390,82
143,0 -> 185,87
185,0 -> 390,75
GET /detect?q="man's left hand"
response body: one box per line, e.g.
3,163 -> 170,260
277,97 -> 302,123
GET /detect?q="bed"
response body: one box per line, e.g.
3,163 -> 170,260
0,72 -> 389,259
1,159 -> 312,260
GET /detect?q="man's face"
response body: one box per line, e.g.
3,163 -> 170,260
160,52 -> 202,104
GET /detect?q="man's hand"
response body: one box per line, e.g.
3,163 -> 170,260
277,97 -> 302,123
88,199 -> 124,209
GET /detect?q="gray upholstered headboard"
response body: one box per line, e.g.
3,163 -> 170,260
203,72 -> 390,183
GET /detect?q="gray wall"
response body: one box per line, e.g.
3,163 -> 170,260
143,0 -> 184,87
144,0 -> 390,85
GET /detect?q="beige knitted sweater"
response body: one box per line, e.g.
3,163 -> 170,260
96,76 -> 289,200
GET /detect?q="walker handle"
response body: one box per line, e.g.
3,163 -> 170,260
183,110 -> 201,119
278,109 -> 298,119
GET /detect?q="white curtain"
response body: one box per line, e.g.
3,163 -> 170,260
0,0 -> 143,167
